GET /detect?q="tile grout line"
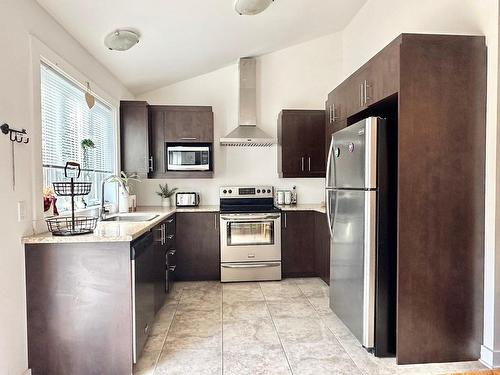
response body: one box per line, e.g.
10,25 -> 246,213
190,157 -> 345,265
152,285 -> 184,375
259,280 -> 295,375
298,279 -> 367,375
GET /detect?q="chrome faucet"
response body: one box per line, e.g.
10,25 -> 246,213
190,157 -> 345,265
100,175 -> 126,221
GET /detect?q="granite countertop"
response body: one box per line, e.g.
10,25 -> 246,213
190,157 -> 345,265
23,205 -> 219,245
277,204 -> 326,213
23,204 -> 324,244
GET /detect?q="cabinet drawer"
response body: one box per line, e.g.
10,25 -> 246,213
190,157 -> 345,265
167,248 -> 177,267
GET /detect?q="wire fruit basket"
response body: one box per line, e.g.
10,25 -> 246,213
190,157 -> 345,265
46,162 -> 98,236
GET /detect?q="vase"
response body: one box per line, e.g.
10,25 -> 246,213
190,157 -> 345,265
119,186 -> 130,213
161,198 -> 171,208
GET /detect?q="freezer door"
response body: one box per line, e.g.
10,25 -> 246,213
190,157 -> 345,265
330,117 -> 379,189
329,189 -> 376,349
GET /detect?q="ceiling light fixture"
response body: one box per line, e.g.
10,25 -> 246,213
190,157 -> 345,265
104,29 -> 140,51
234,0 -> 274,15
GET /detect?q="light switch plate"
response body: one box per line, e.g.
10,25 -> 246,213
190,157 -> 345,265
17,201 -> 26,221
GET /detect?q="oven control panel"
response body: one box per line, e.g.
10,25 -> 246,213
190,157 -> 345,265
220,186 -> 274,198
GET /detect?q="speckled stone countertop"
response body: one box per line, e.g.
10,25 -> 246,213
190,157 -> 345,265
277,204 -> 326,213
23,205 -> 219,244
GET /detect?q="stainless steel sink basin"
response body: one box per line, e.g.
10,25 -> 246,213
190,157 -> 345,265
103,214 -> 159,222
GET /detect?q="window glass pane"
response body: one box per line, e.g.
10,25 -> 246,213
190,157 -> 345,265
227,221 -> 275,246
40,62 -> 115,211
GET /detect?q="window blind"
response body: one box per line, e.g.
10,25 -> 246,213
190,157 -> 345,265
41,62 -> 115,209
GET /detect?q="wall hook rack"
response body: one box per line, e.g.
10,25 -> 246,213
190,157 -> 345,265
1,123 -> 29,144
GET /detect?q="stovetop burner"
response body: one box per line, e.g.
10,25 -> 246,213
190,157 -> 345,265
219,185 -> 279,214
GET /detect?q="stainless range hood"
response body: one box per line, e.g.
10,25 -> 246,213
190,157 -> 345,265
220,58 -> 275,147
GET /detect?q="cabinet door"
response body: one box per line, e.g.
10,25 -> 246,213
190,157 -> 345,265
314,212 -> 331,285
120,101 -> 150,176
164,107 -> 214,142
282,211 -> 315,277
366,40 -> 400,105
176,212 -> 220,281
304,111 -> 326,177
279,110 -> 325,178
279,112 -> 305,177
149,108 -> 165,178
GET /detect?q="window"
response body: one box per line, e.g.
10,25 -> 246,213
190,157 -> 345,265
40,62 -> 116,211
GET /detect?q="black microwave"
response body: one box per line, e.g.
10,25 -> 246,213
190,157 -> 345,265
166,143 -> 211,171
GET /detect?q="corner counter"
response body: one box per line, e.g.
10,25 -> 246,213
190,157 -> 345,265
22,205 -> 219,244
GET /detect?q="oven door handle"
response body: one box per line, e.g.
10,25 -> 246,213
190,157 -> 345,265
221,263 -> 281,269
220,214 -> 281,221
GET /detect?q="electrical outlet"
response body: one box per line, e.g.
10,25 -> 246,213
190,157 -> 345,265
17,201 -> 26,221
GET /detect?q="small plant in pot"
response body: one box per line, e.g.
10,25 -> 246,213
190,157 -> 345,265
157,183 -> 178,207
109,172 -> 141,213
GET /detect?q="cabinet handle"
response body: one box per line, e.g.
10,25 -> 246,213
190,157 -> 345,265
168,249 -> 176,256
308,157 -> 311,171
284,213 -> 287,228
360,83 -> 364,107
332,103 -> 339,121
167,218 -> 174,223
364,80 -> 371,105
155,227 -> 163,243
167,234 -> 174,240
169,265 -> 177,272
301,157 -> 305,171
180,137 -> 197,141
149,156 -> 154,172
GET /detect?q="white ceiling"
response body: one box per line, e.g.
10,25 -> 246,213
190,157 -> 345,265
36,0 -> 367,95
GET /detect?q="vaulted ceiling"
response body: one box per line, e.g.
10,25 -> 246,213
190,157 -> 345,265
36,0 -> 367,94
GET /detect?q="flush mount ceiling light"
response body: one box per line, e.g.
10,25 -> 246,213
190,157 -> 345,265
104,29 -> 140,51
234,0 -> 274,15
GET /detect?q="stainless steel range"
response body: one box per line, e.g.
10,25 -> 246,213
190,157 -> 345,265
219,186 -> 281,282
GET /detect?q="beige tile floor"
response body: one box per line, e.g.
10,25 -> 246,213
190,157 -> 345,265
133,278 -> 486,375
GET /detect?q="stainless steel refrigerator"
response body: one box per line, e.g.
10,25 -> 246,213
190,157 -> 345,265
325,117 -> 396,357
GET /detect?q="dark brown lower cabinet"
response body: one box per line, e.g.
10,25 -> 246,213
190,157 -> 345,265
25,242 -> 134,375
282,211 -> 316,277
314,212 -> 330,285
175,212 -> 220,281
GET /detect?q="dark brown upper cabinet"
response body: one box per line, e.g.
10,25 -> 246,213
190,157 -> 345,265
277,110 -> 326,178
150,105 -> 214,179
324,34 -> 486,365
162,106 -> 214,143
120,101 -> 152,177
120,103 -> 214,179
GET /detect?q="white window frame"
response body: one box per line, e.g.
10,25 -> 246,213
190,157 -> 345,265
29,36 -> 120,232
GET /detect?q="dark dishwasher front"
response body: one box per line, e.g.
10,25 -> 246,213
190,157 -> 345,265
131,231 -> 155,363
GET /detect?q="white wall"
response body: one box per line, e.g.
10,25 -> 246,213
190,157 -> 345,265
135,32 -> 343,206
0,1 -> 132,374
340,0 -> 499,367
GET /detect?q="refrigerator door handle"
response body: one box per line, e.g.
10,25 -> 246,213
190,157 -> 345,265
325,189 -> 337,238
326,134 -> 334,188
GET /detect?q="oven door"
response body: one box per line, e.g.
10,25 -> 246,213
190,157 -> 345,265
167,146 -> 210,171
220,213 -> 281,263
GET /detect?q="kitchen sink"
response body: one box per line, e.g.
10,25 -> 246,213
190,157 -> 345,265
103,214 -> 159,222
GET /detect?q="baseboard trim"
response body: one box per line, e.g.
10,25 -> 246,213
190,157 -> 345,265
480,345 -> 500,368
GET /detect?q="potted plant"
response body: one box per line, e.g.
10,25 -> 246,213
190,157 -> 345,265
109,172 -> 141,213
156,183 -> 178,207
79,138 -> 95,208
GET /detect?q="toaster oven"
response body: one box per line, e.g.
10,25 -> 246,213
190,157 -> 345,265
176,192 -> 200,207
